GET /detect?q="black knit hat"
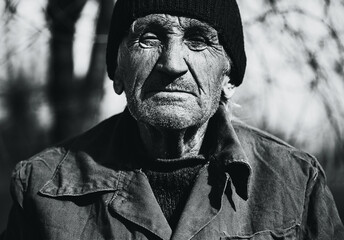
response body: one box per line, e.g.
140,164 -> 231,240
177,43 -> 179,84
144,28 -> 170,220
106,0 -> 246,86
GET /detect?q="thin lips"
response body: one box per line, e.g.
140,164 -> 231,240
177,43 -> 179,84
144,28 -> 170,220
143,73 -> 198,96
146,88 -> 196,96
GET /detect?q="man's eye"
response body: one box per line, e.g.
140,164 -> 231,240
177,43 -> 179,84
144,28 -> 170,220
184,35 -> 208,51
139,32 -> 161,48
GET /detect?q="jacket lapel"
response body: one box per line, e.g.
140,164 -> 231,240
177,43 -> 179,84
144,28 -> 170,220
109,170 -> 172,240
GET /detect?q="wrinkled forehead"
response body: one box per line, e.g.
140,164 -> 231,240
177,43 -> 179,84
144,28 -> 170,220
131,13 -> 219,35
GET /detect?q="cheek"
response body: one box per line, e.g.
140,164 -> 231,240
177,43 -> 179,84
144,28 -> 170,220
123,48 -> 160,94
188,52 -> 227,93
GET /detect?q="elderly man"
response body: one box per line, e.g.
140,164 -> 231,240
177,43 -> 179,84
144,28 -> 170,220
2,0 -> 344,239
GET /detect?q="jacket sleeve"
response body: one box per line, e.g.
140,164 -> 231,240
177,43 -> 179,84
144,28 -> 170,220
1,161 -> 37,240
1,201 -> 27,240
301,164 -> 344,239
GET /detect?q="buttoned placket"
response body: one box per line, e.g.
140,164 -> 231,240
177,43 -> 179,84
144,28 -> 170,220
171,165 -> 230,240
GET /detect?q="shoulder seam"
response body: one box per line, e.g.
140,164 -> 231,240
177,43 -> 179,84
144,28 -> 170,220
232,121 -> 295,149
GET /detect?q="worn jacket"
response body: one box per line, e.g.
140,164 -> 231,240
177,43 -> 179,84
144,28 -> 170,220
2,106 -> 344,239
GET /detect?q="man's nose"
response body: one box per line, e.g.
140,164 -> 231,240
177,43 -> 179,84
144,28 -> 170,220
155,40 -> 188,77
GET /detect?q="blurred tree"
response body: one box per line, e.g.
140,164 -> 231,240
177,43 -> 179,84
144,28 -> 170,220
0,0 -> 114,163
236,0 -> 344,172
46,0 -> 114,141
0,0 -> 115,231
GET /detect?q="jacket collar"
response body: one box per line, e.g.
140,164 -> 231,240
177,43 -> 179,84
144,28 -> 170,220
40,105 -> 251,200
206,104 -> 251,200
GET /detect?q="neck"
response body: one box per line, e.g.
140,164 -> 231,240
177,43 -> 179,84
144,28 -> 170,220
138,121 -> 209,159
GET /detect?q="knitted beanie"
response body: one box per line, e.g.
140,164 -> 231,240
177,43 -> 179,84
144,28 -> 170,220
106,0 -> 246,86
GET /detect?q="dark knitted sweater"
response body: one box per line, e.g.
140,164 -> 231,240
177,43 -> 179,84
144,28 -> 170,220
142,156 -> 207,230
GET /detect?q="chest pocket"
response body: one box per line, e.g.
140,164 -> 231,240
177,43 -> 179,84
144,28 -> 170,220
219,225 -> 299,240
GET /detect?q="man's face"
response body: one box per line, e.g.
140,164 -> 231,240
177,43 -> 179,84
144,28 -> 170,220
115,14 -> 230,129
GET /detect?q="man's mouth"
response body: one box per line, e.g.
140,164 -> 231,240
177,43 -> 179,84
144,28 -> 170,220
145,88 -> 197,98
148,88 -> 191,93
145,83 -> 197,94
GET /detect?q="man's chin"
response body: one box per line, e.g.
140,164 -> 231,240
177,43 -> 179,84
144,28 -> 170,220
133,105 -> 204,130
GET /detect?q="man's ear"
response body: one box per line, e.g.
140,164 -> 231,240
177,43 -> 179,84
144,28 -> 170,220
222,75 -> 236,99
113,76 -> 124,95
